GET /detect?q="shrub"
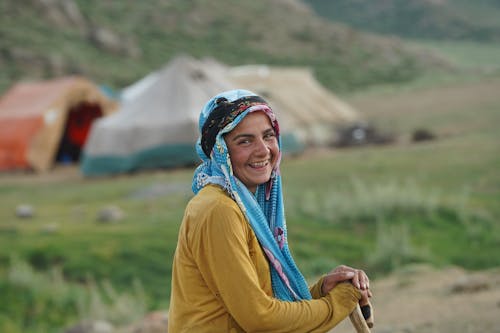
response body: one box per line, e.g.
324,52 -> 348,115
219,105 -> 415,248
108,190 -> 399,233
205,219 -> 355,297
0,257 -> 146,333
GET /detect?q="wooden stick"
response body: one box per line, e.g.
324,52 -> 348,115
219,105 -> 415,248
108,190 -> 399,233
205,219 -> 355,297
349,302 -> 374,333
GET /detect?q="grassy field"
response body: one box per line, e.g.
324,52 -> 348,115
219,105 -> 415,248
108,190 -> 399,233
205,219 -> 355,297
1,75 -> 499,332
414,40 -> 500,71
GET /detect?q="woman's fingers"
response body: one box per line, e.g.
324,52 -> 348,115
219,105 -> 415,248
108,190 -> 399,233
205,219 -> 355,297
331,266 -> 369,287
359,288 -> 371,306
324,265 -> 372,295
321,270 -> 355,294
352,269 -> 370,290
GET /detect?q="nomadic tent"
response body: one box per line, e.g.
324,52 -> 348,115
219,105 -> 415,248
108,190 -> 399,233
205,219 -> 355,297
0,76 -> 117,172
81,55 -> 236,176
82,57 -> 356,177
228,65 -> 362,146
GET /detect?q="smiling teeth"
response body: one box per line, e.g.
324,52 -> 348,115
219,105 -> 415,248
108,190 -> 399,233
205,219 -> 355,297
251,161 -> 268,167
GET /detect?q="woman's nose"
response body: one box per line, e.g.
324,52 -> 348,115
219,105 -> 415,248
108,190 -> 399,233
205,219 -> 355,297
254,138 -> 270,155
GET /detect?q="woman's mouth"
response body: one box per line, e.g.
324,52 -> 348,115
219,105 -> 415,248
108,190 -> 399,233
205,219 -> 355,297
249,160 -> 269,168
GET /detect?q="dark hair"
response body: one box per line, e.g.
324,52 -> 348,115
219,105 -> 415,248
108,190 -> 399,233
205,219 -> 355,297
200,95 -> 268,157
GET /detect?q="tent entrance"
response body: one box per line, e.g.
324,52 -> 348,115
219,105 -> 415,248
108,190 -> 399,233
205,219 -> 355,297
56,102 -> 103,163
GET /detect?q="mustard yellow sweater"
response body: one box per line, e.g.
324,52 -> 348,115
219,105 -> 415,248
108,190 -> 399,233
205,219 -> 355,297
168,185 -> 360,333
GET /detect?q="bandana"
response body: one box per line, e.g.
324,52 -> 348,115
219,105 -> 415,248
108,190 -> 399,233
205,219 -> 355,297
192,89 -> 312,301
200,95 -> 269,158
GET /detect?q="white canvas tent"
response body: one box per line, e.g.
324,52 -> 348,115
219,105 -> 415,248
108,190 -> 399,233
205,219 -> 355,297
227,65 -> 361,146
82,56 -> 360,176
81,55 -> 235,176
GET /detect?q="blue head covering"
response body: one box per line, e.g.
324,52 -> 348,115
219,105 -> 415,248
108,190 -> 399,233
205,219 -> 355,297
192,89 -> 312,301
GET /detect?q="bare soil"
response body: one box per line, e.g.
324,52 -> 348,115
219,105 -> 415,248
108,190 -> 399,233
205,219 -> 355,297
333,265 -> 500,333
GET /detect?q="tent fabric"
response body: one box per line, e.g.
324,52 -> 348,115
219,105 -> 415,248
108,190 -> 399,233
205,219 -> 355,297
81,55 -> 237,176
227,65 -> 361,146
0,76 -> 117,172
82,56 -> 361,177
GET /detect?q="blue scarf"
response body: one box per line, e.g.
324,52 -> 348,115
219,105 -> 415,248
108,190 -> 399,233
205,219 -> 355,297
192,89 -> 311,301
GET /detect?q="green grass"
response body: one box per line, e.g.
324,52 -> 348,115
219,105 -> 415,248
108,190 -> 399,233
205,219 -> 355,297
304,0 -> 500,42
341,40 -> 500,97
1,77 -> 499,332
413,40 -> 500,71
0,257 -> 147,333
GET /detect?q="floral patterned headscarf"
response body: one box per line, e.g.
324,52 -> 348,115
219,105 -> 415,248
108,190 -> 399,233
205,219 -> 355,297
192,89 -> 312,301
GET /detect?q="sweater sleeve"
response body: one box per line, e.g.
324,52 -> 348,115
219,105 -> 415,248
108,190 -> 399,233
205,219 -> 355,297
189,199 -> 360,332
310,275 -> 327,299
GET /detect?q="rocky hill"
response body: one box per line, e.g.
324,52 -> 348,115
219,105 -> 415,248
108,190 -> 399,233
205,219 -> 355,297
0,0 -> 451,94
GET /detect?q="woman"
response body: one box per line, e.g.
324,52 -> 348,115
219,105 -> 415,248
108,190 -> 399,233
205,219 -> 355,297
169,89 -> 371,332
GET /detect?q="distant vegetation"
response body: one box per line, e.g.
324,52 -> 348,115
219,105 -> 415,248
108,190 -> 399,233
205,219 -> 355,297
304,0 -> 500,42
303,0 -> 500,83
0,0 -> 451,95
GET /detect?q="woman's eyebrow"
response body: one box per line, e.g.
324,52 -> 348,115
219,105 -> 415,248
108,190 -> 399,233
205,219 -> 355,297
230,127 -> 274,141
231,133 -> 254,141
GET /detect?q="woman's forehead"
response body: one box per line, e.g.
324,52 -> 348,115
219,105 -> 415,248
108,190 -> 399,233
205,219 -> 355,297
230,111 -> 273,133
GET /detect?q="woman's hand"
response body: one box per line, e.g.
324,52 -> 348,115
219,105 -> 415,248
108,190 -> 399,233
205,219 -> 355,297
321,265 -> 371,296
358,288 -> 371,306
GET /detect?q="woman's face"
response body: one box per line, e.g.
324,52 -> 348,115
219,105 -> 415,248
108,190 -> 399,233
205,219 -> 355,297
225,111 -> 279,193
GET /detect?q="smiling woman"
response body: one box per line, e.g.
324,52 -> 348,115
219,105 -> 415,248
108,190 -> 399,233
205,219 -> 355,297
224,112 -> 280,193
168,89 -> 371,333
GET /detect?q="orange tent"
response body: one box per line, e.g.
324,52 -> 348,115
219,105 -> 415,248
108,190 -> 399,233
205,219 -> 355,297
0,76 -> 116,172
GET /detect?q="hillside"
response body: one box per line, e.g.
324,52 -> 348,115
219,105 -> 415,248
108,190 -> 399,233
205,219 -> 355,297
0,0 -> 451,95
304,0 -> 500,41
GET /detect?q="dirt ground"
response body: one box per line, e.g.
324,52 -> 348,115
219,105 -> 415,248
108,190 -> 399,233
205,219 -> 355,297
332,265 -> 500,333
0,165 -> 84,184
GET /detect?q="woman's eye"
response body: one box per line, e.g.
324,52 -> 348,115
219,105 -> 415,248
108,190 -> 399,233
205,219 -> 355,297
238,139 -> 251,145
264,133 -> 276,140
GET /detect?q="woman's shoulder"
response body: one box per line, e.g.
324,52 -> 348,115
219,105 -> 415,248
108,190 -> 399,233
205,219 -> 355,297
188,184 -> 241,215
185,185 -> 247,234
